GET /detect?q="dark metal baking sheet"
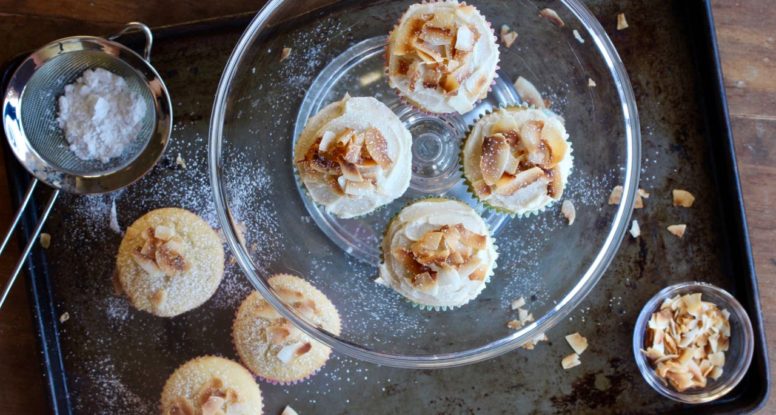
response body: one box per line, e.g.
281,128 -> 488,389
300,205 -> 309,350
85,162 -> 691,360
2,0 -> 768,413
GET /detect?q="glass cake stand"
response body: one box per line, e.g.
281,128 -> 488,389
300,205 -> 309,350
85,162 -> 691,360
209,0 -> 640,368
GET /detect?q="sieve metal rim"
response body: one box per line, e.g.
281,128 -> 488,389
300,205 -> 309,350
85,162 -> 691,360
2,31 -> 172,195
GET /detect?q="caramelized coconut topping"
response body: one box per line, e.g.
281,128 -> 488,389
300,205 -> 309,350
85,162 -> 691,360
393,224 -> 487,290
389,6 -> 483,96
642,293 -> 731,392
131,225 -> 191,277
476,119 -> 567,200
250,287 -> 321,364
297,127 -> 392,197
168,378 -> 240,415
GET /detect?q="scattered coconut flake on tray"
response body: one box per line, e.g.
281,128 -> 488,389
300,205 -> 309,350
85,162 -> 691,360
280,47 -> 292,62
588,78 -> 596,88
500,25 -> 518,48
561,200 -> 576,225
539,8 -> 565,27
59,311 -> 70,323
565,332 -> 588,355
561,353 -> 581,369
281,405 -> 300,415
573,29 -> 584,43
522,333 -> 549,351
513,76 -> 545,109
667,224 -> 687,238
40,232 -> 51,249
608,185 -> 648,208
175,153 -> 187,169
642,292 -> 731,391
617,13 -> 629,31
672,189 -> 695,207
511,297 -> 526,310
109,199 -> 121,234
630,219 -> 641,238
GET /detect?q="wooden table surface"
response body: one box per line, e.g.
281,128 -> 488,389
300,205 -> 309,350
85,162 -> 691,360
0,1 -> 773,413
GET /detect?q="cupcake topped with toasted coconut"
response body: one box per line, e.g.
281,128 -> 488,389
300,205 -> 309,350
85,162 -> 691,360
386,1 -> 500,114
160,356 -> 263,415
115,207 -> 224,317
462,107 -> 573,215
232,274 -> 341,385
295,94 -> 412,218
379,198 -> 498,310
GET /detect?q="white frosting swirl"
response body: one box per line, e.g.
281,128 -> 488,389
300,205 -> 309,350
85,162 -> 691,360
386,1 -> 500,114
295,95 -> 412,218
463,107 -> 573,215
379,199 -> 497,308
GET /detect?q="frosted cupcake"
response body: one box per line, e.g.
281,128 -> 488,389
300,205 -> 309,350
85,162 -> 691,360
115,208 -> 224,317
295,95 -> 412,218
462,107 -> 572,215
378,198 -> 498,310
160,356 -> 263,415
232,274 -> 341,385
386,1 -> 500,114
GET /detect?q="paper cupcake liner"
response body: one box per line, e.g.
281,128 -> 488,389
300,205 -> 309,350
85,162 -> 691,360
254,363 -> 326,386
384,1 -> 501,116
459,105 -> 575,217
378,197 -> 498,312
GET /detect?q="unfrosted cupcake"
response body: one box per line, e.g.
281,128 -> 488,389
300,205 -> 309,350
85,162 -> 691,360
160,356 -> 263,415
295,94 -> 412,218
462,107 -> 572,215
378,198 -> 498,310
232,274 -> 341,385
115,207 -> 224,317
386,1 -> 500,114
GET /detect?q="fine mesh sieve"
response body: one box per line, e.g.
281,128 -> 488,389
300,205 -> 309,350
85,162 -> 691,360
0,22 -> 172,311
20,50 -> 156,176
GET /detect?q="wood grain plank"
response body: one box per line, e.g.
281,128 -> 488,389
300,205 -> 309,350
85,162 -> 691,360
712,0 -> 776,119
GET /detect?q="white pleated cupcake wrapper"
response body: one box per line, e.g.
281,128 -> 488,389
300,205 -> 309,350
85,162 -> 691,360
384,0 -> 501,116
459,105 -> 575,218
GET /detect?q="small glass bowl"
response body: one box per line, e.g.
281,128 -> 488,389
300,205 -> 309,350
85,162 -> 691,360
632,282 -> 754,404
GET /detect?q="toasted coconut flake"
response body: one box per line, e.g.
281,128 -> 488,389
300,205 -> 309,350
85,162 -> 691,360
616,13 -> 629,30
280,47 -> 292,62
455,25 -> 475,51
561,200 -> 576,225
40,232 -> 51,249
511,297 -> 526,310
565,333 -> 588,355
608,185 -> 623,205
364,128 -> 392,169
588,78 -> 597,87
500,25 -> 518,48
277,341 -> 310,364
521,332 -> 548,350
518,308 -> 534,325
507,319 -> 522,330
561,353 -> 581,369
667,224 -> 686,238
59,312 -> 70,323
281,406 -> 300,415
109,198 -> 121,234
629,219 -> 641,238
540,8 -> 565,27
175,152 -> 187,169
514,76 -> 545,109
494,167 -> 547,196
481,134 -> 511,185
573,29 -> 585,43
672,189 -> 695,208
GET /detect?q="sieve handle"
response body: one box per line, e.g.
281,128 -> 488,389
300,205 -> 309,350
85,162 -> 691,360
0,179 -> 59,311
109,22 -> 154,62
